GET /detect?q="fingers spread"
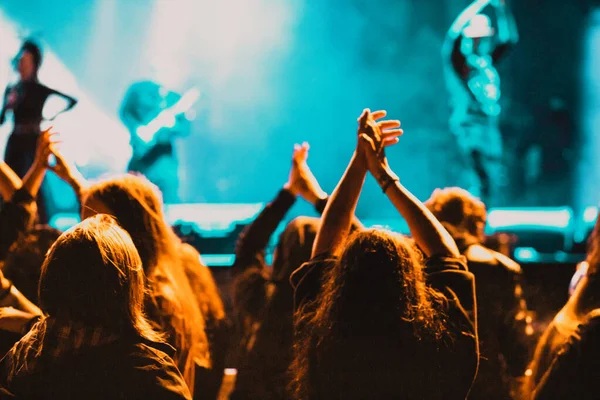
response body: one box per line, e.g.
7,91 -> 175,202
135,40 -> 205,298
378,120 -> 401,130
381,129 -> 404,139
370,110 -> 387,120
383,137 -> 400,147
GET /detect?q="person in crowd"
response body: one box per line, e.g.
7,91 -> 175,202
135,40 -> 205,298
523,213 -> 600,399
290,109 -> 479,399
2,225 -> 62,305
425,187 -> 532,399
0,214 -> 191,399
0,225 -> 60,357
0,128 -> 54,261
0,40 -> 77,222
230,142 -> 361,399
49,152 -> 227,399
0,131 -> 53,353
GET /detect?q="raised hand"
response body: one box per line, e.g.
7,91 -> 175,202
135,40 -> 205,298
355,109 -> 403,177
285,142 -> 327,204
47,147 -> 86,198
48,147 -> 74,183
34,127 -> 59,167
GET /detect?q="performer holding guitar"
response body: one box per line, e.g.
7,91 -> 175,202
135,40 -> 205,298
119,80 -> 199,203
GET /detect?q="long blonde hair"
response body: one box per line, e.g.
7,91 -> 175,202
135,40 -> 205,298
39,214 -> 163,343
83,175 -> 211,390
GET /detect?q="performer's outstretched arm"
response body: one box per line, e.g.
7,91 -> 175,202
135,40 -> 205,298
491,0 -> 519,61
443,0 -> 493,58
48,87 -> 78,115
0,86 -> 10,126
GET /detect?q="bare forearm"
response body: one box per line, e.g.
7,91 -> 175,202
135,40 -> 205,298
0,162 -> 22,201
494,1 -> 519,44
313,153 -> 366,257
21,159 -> 46,198
0,278 -> 41,315
448,0 -> 492,38
377,167 -> 459,257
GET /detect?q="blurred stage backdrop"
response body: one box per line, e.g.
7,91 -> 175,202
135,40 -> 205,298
0,0 -> 596,239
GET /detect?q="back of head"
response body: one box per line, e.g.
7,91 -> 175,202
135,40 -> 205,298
13,39 -> 43,74
331,229 -> 435,332
39,214 -> 161,342
291,228 -> 448,399
85,175 -> 211,379
271,216 -> 319,300
3,225 -> 61,305
425,187 -> 487,245
83,174 -> 175,273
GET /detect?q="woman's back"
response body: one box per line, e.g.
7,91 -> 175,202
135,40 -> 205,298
0,325 -> 190,399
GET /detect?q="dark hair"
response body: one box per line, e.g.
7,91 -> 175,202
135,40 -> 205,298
291,229 -> 449,399
2,225 -> 61,305
13,39 -> 43,72
38,214 -> 163,342
425,187 -> 487,241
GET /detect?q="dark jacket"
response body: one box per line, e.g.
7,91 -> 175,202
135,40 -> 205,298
451,229 -> 530,400
230,189 -> 319,400
0,320 -> 191,399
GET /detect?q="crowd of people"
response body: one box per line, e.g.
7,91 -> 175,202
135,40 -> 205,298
0,107 -> 595,399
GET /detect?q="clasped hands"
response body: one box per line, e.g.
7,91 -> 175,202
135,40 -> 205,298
355,108 -> 403,189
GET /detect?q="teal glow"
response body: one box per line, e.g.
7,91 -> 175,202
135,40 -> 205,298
514,247 -> 539,262
200,254 -> 235,267
49,214 -> 81,232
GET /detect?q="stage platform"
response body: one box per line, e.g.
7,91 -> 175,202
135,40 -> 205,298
48,203 -> 597,267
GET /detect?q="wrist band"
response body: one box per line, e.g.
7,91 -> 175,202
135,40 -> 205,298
378,171 -> 399,193
380,177 -> 399,193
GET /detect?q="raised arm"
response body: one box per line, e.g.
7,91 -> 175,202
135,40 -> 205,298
48,147 -> 87,201
232,145 -> 311,274
0,163 -> 22,201
292,142 -> 364,230
312,110 -> 402,257
20,128 -> 54,200
360,113 -> 459,258
47,87 -> 78,117
493,0 -> 518,46
442,0 -> 493,58
0,86 -> 10,126
490,0 -> 519,61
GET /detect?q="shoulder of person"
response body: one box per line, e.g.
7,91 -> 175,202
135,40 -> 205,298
465,244 -> 521,274
583,309 -> 600,330
129,342 -> 192,399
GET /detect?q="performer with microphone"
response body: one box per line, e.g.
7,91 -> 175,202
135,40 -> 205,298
0,39 -> 78,222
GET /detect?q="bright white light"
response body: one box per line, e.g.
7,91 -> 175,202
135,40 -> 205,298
487,208 -> 573,230
143,0 -> 298,137
584,206 -> 598,224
